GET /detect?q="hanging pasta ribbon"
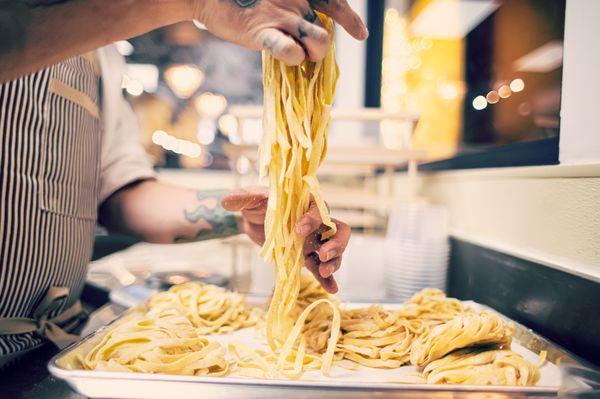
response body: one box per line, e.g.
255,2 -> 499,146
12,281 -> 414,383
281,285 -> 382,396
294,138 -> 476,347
259,13 -> 340,373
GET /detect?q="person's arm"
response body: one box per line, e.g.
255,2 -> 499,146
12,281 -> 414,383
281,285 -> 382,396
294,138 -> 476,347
99,182 -> 351,293
0,0 -> 190,81
0,0 -> 367,81
99,180 -> 241,244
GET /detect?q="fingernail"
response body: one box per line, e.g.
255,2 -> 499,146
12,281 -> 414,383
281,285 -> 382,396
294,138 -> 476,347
325,251 -> 336,261
321,264 -> 336,278
361,26 -> 370,40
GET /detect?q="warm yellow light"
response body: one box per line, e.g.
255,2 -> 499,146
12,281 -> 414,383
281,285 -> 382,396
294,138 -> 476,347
218,114 -> 238,137
472,95 -> 488,110
164,64 -> 204,99
498,85 -> 512,98
486,91 -> 500,104
510,78 -> 525,92
194,92 -> 227,118
408,55 -> 422,70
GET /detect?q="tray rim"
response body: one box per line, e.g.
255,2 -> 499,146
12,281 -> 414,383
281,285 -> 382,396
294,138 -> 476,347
48,298 -> 582,395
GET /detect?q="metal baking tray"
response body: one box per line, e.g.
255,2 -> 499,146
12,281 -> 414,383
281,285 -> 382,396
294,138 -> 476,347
48,298 -> 587,399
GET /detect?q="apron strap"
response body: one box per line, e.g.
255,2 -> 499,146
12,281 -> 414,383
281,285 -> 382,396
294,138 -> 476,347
0,287 -> 86,349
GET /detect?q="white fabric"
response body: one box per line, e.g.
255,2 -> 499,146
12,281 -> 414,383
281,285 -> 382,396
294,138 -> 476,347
96,45 -> 156,204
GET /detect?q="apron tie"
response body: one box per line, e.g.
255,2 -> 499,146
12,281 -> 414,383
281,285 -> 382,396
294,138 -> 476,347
0,287 -> 86,349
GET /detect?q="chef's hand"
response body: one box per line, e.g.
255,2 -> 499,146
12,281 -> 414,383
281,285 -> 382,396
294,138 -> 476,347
192,0 -> 368,65
222,187 -> 351,293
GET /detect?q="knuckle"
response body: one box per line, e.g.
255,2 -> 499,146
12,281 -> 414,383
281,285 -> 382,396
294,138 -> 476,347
332,0 -> 345,12
313,27 -> 330,44
278,40 -> 295,56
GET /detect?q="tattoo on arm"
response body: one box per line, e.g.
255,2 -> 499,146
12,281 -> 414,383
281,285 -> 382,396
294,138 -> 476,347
175,190 -> 240,243
309,0 -> 331,6
231,0 -> 259,8
304,9 -> 318,23
298,25 -> 308,39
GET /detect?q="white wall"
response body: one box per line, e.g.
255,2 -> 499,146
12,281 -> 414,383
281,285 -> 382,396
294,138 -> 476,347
329,0 -> 368,147
559,0 -> 600,164
390,165 -> 600,282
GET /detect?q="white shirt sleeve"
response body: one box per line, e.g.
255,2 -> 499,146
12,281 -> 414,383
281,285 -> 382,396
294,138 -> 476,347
97,45 -> 156,205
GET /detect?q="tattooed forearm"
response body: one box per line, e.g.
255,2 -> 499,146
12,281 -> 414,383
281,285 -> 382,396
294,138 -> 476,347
175,190 -> 240,243
231,0 -> 260,8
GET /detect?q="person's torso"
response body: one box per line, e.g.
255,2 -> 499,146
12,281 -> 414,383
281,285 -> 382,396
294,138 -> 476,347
0,53 -> 102,356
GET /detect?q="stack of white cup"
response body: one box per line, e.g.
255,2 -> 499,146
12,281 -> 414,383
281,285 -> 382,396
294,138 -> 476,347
384,202 -> 449,301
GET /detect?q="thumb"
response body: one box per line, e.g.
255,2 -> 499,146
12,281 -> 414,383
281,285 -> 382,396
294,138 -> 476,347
221,188 -> 268,211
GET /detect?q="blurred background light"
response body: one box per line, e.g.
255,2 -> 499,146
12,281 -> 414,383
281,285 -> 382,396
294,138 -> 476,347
510,78 -> 525,93
124,78 -> 144,96
164,64 -> 205,99
438,81 -> 459,100
152,129 -> 202,158
498,85 -> 512,98
514,40 -> 564,73
218,114 -> 238,137
411,0 -> 500,39
236,156 -> 251,174
194,92 -> 228,119
115,40 -> 134,56
125,64 -> 159,93
472,95 -> 488,110
486,90 -> 500,104
240,119 -> 263,145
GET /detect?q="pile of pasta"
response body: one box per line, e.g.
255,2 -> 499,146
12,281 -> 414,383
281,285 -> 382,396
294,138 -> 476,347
268,279 -> 541,386
79,283 -> 260,375
79,279 -> 541,386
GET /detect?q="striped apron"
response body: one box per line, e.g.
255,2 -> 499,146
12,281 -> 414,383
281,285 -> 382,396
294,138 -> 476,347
0,53 -> 102,365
